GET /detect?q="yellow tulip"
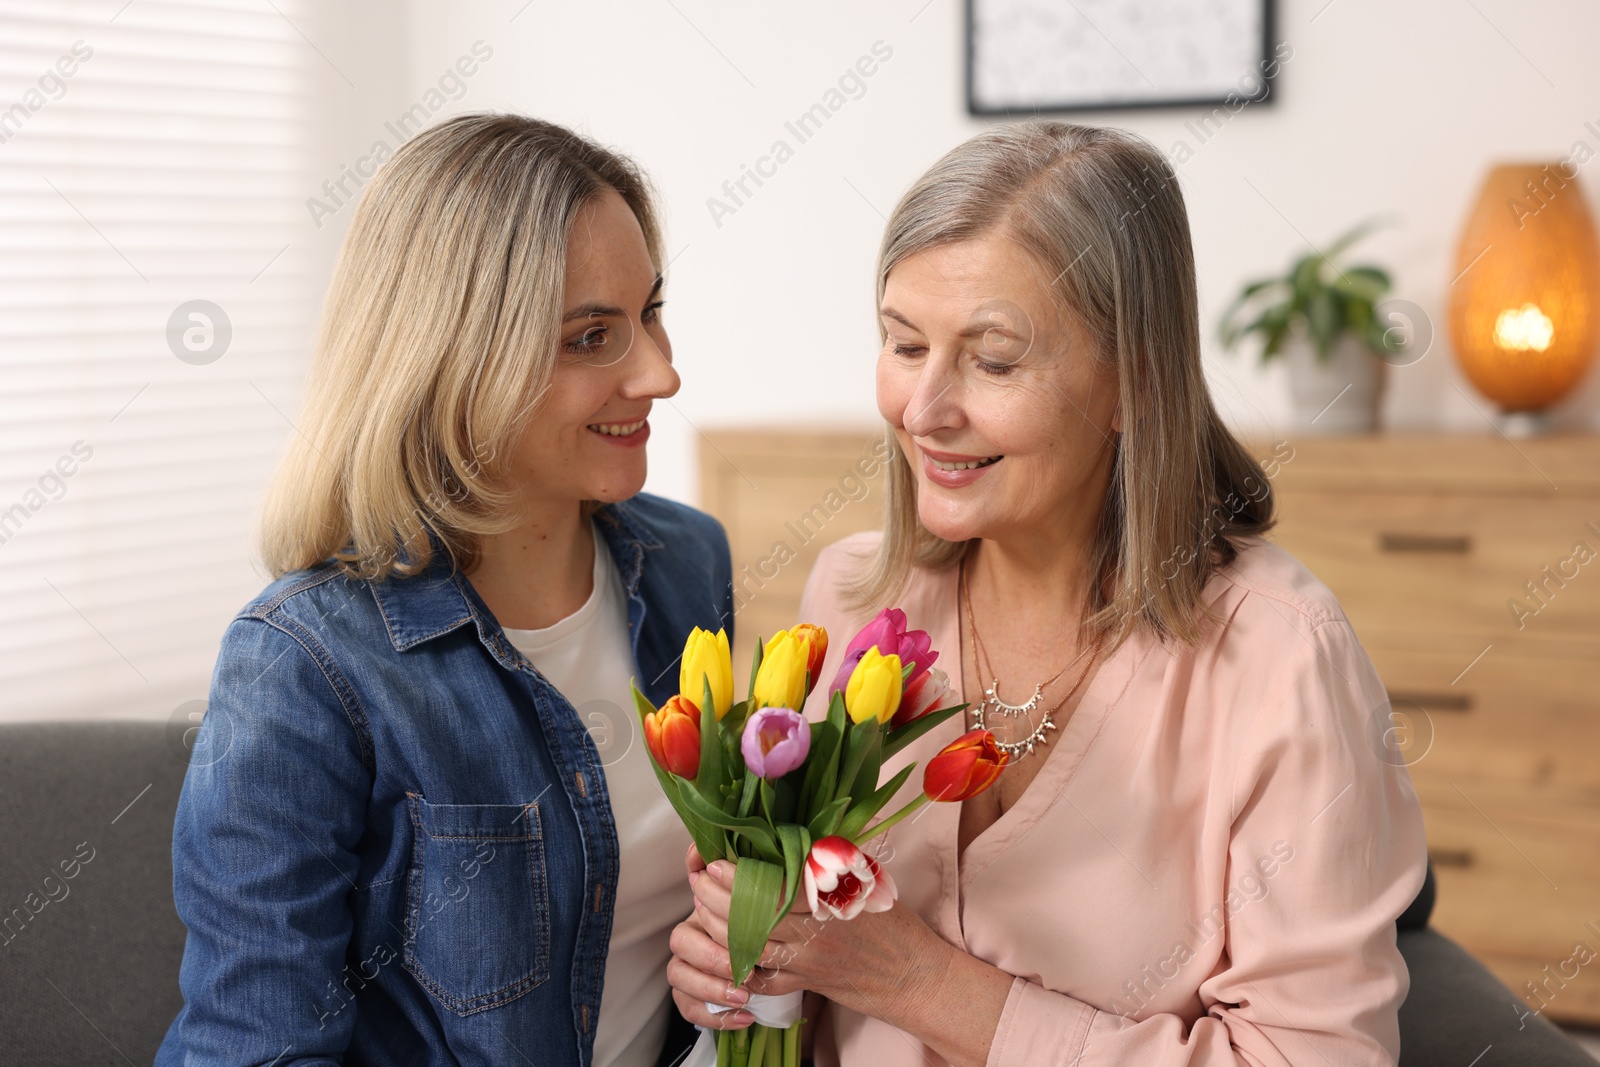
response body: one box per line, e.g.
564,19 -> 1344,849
844,646 -> 903,725
680,627 -> 733,720
752,630 -> 808,711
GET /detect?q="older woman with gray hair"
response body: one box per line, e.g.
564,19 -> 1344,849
669,121 -> 1426,1067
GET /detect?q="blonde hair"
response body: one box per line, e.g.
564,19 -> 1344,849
856,121 -> 1274,651
259,113 -> 663,581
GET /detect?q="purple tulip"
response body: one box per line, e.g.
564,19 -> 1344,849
740,707 -> 810,779
828,608 -> 939,699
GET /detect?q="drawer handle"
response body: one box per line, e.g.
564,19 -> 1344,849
1388,691 -> 1473,713
1427,847 -> 1476,869
1378,532 -> 1473,554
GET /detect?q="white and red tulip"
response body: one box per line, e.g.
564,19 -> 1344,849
802,835 -> 897,921
890,664 -> 954,729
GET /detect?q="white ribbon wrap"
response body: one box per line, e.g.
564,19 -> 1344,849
681,991 -> 805,1067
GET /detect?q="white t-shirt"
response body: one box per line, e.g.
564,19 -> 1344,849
502,521 -> 693,1067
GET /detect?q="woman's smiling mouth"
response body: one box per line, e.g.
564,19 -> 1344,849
587,418 -> 646,436
919,445 -> 1003,487
928,455 -> 1001,471
586,417 -> 650,448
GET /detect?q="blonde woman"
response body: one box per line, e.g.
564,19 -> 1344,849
668,122 -> 1427,1065
157,114 -> 727,1067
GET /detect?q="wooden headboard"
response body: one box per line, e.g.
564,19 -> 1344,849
697,426 -> 888,668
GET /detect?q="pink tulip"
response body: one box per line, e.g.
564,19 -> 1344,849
740,706 -> 810,779
890,665 -> 953,729
828,608 -> 938,699
803,836 -> 897,921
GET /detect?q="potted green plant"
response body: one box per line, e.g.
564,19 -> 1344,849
1218,219 -> 1406,433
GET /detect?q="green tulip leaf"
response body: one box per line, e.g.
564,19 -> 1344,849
775,822 -> 810,917
835,715 -> 882,802
676,779 -> 782,863
836,762 -> 916,840
884,702 -> 968,760
805,693 -> 849,816
798,713 -> 841,822
807,796 -> 851,842
692,676 -> 728,807
747,633 -> 766,709
738,772 -> 761,819
727,855 -> 786,987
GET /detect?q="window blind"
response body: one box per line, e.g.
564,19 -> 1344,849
0,0 -> 318,722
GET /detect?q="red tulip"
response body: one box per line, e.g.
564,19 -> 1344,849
644,694 -> 701,779
803,836 -> 897,920
923,729 -> 1008,802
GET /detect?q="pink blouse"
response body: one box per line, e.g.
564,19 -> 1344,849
796,531 -> 1428,1067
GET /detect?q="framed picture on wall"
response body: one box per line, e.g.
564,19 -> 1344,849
966,0 -> 1281,115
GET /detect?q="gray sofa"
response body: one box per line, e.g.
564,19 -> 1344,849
0,720 -> 1591,1065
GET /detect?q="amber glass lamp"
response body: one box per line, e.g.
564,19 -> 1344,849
1448,162 -> 1600,423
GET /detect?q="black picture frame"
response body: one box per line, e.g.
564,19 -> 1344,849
965,0 -> 1279,116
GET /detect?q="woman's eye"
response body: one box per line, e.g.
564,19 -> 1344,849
642,300 -> 665,326
889,342 -> 925,358
565,327 -> 608,355
976,358 -> 1015,377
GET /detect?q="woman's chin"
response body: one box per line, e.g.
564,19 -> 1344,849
917,501 -> 987,544
583,467 -> 648,504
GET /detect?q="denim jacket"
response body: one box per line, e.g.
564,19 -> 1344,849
156,493 -> 733,1067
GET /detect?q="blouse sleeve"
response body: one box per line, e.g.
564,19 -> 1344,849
984,616 -> 1429,1067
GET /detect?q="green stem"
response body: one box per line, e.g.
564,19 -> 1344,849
852,793 -> 929,845
785,1019 -> 802,1066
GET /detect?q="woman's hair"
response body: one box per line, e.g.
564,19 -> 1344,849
259,113 -> 663,581
856,120 -> 1274,651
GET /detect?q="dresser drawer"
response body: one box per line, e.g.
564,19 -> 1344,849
1367,646 -> 1600,807
1269,491 -> 1600,642
1420,805 -> 1600,1023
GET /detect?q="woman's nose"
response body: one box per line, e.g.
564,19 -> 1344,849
901,359 -> 960,437
622,330 -> 679,399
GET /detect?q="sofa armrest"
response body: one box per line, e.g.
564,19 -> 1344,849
1398,927 -> 1594,1066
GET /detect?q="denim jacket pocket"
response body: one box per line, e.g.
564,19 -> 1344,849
403,793 -> 552,1015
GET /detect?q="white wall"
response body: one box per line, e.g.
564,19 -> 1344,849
387,0 -> 1600,507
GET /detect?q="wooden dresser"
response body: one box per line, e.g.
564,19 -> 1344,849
698,428 -> 1600,1025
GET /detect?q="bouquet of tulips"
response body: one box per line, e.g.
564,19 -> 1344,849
630,609 -> 1010,1067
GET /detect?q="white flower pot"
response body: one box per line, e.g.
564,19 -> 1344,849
1284,333 -> 1386,433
